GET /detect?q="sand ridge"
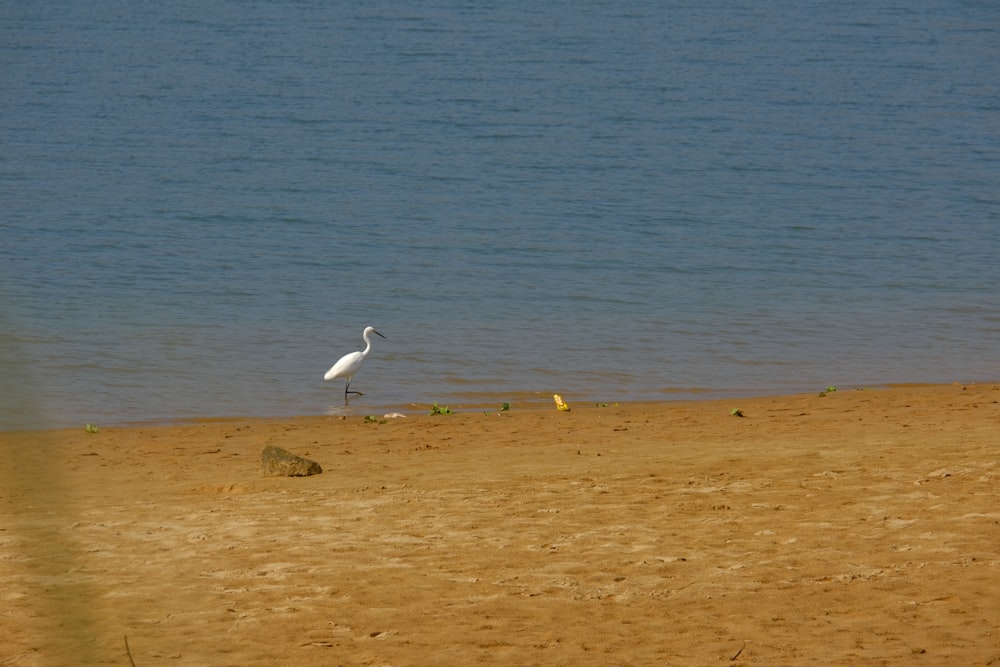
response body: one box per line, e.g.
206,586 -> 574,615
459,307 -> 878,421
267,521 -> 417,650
2,384 -> 998,665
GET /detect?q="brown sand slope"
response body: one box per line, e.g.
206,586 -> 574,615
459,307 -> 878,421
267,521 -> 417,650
2,384 -> 998,665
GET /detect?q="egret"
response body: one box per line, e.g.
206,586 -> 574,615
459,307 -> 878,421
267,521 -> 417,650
323,326 -> 386,402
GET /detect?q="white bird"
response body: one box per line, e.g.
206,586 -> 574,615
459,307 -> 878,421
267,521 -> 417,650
323,326 -> 386,402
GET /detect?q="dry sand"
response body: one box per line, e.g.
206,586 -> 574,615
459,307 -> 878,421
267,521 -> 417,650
2,383 -> 998,665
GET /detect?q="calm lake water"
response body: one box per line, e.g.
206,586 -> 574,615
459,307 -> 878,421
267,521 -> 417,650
2,1 -> 999,429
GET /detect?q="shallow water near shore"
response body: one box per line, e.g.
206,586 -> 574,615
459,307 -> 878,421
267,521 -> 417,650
2,1 -> 999,429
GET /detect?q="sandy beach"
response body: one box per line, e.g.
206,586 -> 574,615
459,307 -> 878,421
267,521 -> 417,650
2,383 -> 998,666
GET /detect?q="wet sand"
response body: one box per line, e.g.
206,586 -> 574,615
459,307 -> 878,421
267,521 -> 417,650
2,383 -> 998,665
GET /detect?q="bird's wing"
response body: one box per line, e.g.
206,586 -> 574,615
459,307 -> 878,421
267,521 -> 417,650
324,351 -> 363,381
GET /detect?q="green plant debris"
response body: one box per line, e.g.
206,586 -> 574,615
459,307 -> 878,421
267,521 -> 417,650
729,408 -> 744,417
85,423 -> 100,434
364,415 -> 386,424
429,402 -> 452,416
500,402 -> 510,411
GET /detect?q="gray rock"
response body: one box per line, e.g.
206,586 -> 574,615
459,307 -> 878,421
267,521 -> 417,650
260,445 -> 323,477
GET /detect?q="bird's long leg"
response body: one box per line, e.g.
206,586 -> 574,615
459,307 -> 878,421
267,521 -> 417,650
344,379 -> 364,397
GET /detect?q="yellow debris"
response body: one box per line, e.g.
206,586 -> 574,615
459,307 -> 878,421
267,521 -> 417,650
553,394 -> 571,411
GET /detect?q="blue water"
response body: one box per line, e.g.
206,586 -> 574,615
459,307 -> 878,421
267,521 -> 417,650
2,1 -> 999,430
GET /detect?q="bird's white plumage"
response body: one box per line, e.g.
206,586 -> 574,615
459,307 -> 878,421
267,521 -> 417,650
323,326 -> 385,399
324,350 -> 364,381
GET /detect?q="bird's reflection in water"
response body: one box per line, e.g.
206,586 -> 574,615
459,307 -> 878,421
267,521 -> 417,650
325,403 -> 361,417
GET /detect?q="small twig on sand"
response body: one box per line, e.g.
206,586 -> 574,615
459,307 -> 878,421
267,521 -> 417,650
124,635 -> 137,667
730,641 -> 748,661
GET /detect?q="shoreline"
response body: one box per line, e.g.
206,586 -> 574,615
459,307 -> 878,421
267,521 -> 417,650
3,382 -> 998,664
6,380 -> 995,434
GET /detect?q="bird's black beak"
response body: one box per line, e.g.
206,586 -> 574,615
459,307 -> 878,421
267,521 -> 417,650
374,330 -> 386,339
